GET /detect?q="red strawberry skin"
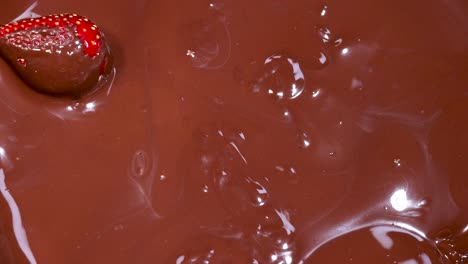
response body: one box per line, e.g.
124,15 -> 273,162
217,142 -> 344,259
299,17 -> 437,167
0,14 -> 111,96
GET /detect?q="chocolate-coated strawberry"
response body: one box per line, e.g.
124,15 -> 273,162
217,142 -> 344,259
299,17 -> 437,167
0,14 -> 111,96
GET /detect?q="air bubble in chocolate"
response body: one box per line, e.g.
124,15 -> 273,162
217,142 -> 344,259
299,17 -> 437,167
251,54 -> 305,100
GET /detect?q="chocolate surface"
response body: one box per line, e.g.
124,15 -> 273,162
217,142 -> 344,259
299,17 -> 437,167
0,0 -> 467,263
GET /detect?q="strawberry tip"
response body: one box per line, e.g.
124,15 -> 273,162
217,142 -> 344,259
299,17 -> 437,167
0,13 -> 104,58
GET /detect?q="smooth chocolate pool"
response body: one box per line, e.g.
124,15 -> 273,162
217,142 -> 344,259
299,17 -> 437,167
0,0 -> 467,263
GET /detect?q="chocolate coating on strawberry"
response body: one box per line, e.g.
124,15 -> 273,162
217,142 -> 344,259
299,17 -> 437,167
0,14 -> 111,96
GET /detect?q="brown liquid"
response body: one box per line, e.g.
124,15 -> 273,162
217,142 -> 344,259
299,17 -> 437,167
0,0 -> 467,263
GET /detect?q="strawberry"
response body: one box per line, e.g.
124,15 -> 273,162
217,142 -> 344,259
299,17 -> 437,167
0,14 -> 111,96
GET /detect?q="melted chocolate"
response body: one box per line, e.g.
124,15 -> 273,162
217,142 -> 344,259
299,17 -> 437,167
0,0 -> 467,263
